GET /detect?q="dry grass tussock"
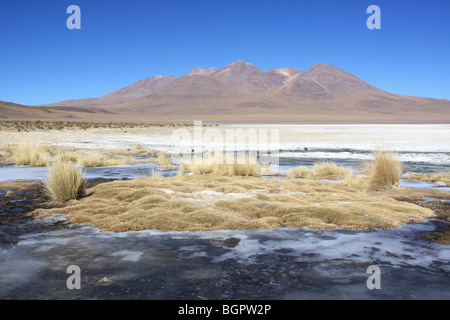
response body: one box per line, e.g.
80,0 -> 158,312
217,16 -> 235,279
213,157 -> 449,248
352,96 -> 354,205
44,160 -> 86,203
405,172 -> 450,186
132,143 -> 144,154
111,144 -> 157,158
182,154 -> 261,177
33,174 -> 439,232
157,152 -> 174,170
5,141 -> 133,167
288,150 -> 403,192
0,149 -> 8,161
310,149 -> 404,192
149,168 -> 164,181
288,162 -> 351,180
76,153 -> 126,167
11,141 -> 51,167
364,149 -> 403,191
44,151 -> 126,167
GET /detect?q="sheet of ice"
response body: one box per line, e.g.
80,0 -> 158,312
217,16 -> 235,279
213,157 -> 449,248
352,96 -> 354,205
0,165 -> 49,181
0,258 -> 49,295
0,162 -> 163,182
206,226 -> 447,269
400,179 -> 450,191
111,250 -> 144,262
1,218 -> 449,299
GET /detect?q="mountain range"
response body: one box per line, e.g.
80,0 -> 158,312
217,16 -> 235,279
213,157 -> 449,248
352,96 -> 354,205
3,60 -> 449,123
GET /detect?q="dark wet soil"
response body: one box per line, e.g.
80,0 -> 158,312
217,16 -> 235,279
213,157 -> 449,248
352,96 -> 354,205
0,182 -> 54,246
424,200 -> 450,220
0,178 -> 118,246
417,200 -> 450,244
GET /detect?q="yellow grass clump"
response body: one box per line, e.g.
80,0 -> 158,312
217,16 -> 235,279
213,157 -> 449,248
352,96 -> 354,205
182,154 -> 261,177
11,141 -> 51,167
132,143 -> 144,153
343,173 -> 368,190
287,166 -> 311,179
7,142 -> 131,167
44,160 -> 86,203
0,150 -> 7,161
32,174 -> 439,232
157,152 -> 174,170
287,162 -> 351,180
149,168 -> 164,181
127,143 -> 154,157
52,152 -> 80,164
186,157 -> 215,175
364,149 -> 403,191
175,167 -> 185,181
312,162 -> 351,178
76,153 -> 126,167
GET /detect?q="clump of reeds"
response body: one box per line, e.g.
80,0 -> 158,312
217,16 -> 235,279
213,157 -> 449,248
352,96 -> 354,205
312,162 -> 351,177
44,160 -> 86,203
149,168 -> 164,181
129,143 -> 149,156
52,152 -> 79,164
287,161 -> 351,180
175,167 -> 185,181
0,149 -> 8,161
286,166 -> 311,179
182,153 -> 261,177
364,148 -> 403,191
9,142 -> 128,168
76,153 -> 125,167
11,141 -> 50,167
288,150 -> 403,191
157,152 -> 174,170
183,156 -> 215,175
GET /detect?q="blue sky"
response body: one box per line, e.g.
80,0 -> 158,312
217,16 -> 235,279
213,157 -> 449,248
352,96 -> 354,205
0,0 -> 449,105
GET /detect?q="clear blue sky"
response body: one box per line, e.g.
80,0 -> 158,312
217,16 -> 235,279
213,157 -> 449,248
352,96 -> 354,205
0,0 -> 449,105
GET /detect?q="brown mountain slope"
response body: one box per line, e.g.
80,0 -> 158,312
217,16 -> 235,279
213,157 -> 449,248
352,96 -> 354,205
209,60 -> 285,92
0,100 -> 116,121
43,75 -> 177,108
6,60 -> 450,123
280,63 -> 380,98
96,61 -> 449,122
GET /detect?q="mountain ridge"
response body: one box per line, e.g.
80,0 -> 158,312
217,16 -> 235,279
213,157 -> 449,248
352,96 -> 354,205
6,60 -> 450,123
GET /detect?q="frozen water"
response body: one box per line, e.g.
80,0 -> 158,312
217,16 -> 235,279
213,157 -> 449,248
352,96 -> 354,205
112,250 -> 144,262
0,219 -> 448,299
0,162 -> 166,182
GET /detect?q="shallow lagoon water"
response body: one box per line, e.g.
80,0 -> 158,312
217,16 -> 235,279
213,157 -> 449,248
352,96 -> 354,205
0,156 -> 449,299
